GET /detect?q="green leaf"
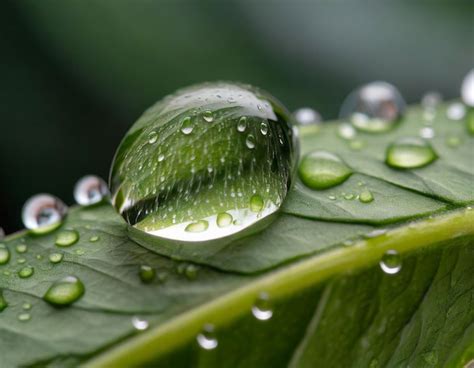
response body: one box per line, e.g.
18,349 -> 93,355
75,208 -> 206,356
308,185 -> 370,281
0,102 -> 473,367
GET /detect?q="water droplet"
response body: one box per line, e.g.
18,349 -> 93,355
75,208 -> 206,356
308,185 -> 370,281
379,250 -> 402,274
43,276 -> 85,306
180,116 -> 193,135
250,195 -> 264,213
17,258 -> 26,264
185,264 -> 199,280
22,302 -> 32,310
446,102 -> 466,121
298,151 -> 352,190
49,253 -> 64,264
216,212 -> 233,227
203,110 -> 214,123
251,292 -> 273,321
385,137 -> 437,169
139,265 -> 156,283
18,266 -> 34,278
365,229 -> 387,239
22,194 -> 68,234
0,245 -> 11,265
293,107 -> 322,126
340,81 -> 405,132
0,291 -> 8,312
75,248 -> 85,255
74,175 -> 109,206
148,131 -> 158,144
337,123 -> 356,140
245,134 -> 256,149
344,193 -> 355,200
421,91 -> 442,110
132,316 -> 149,331
461,69 -> 474,107
197,324 -> 218,350
15,244 -> 27,254
419,127 -> 435,139
185,220 -> 209,233
55,230 -> 80,247
17,312 -> 31,322
110,82 -> 297,242
359,190 -> 374,203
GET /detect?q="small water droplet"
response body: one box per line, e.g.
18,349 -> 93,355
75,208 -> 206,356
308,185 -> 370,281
75,248 -> 85,255
344,193 -> 355,200
89,235 -> 100,242
197,324 -> 218,350
445,135 -> 462,148
0,245 -> 11,265
338,123 -> 356,140
251,292 -> 273,321
17,257 -> 26,264
74,175 -> 109,206
158,153 -> 165,162
55,230 -> 80,247
379,250 -> 402,274
359,190 -> 374,203
446,102 -> 466,120
17,312 -> 31,322
421,91 -> 442,110
132,316 -> 149,331
299,151 -> 352,190
250,195 -> 264,213
139,265 -> 156,283
328,195 -> 336,200
22,194 -> 68,234
237,116 -> 247,132
181,116 -> 193,135
203,110 -> 214,122
18,266 -> 34,278
185,220 -> 209,233
365,229 -> 387,239
340,81 -> 405,132
43,276 -> 85,306
461,69 -> 474,107
148,131 -> 158,144
216,212 -> 233,227
49,253 -> 64,264
419,127 -> 435,139
349,139 -> 365,150
260,121 -> 268,135
185,264 -> 199,280
245,134 -> 256,149
15,244 -> 27,254
385,137 -> 437,169
0,291 -> 8,312
22,302 -> 32,310
293,107 -> 322,126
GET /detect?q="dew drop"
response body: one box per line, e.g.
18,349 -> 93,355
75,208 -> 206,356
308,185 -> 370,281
250,195 -> 264,213
18,266 -> 34,278
379,250 -> 402,275
15,244 -> 27,254
385,137 -> 437,169
421,91 -> 442,110
185,220 -> 209,233
139,265 -> 156,284
203,110 -> 214,123
293,107 -> 322,126
359,190 -> 374,203
22,194 -> 68,234
55,230 -> 80,247
245,134 -> 256,149
446,102 -> 466,121
158,154 -> 165,162
461,69 -> 474,107
445,135 -> 462,148
132,316 -> 149,331
260,121 -> 269,135
197,324 -> 218,350
180,116 -> 193,135
89,235 -> 100,242
43,276 -> 85,307
298,151 -> 352,190
237,116 -> 247,132
74,175 -> 109,206
251,292 -> 273,321
148,131 -> 158,144
0,245 -> 11,265
185,264 -> 199,280
49,253 -> 64,264
17,258 -> 26,264
216,212 -> 233,227
419,127 -> 435,139
337,123 -> 356,140
17,312 -> 31,322
340,81 -> 405,133
22,302 -> 32,310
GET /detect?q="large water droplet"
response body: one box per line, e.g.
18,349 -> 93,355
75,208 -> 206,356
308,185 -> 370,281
110,82 -> 297,242
216,212 -> 233,227
74,175 -> 109,206
55,230 -> 80,247
293,107 -> 322,126
298,151 -> 352,190
461,69 -> 474,107
22,194 -> 68,234
0,244 -> 11,265
251,292 -> 273,321
340,81 -> 405,132
196,324 -> 218,350
43,276 -> 85,306
379,250 -> 402,275
385,137 -> 437,169
18,266 -> 34,278
359,190 -> 374,203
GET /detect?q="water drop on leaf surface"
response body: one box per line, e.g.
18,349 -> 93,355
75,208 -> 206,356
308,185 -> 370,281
379,250 -> 402,275
43,276 -> 85,307
197,324 -> 218,350
74,175 -> 109,206
22,194 -> 67,234
293,107 -> 322,126
55,230 -> 80,247
0,245 -> 11,265
386,137 -> 437,169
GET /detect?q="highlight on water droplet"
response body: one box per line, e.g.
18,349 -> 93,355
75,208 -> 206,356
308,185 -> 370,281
49,252 -> 64,264
461,69 -> 474,107
0,244 -> 11,265
18,266 -> 34,278
293,107 -> 322,126
359,190 -> 374,203
43,276 -> 85,307
379,250 -> 402,275
132,316 -> 149,331
55,230 -> 80,247
196,324 -> 218,350
251,291 -> 273,321
446,102 -> 466,121
385,137 -> 437,169
74,175 -> 109,206
340,81 -> 405,133
139,265 -> 156,284
110,82 -> 297,243
22,194 -> 68,234
298,150 -> 352,190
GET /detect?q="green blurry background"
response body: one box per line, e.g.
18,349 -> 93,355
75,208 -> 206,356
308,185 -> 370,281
0,0 -> 472,233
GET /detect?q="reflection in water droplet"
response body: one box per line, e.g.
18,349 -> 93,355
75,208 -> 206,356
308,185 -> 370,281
251,292 -> 273,321
340,81 -> 405,132
148,131 -> 158,144
359,190 -> 374,203
197,324 -> 218,350
22,194 -> 68,234
55,230 -> 80,247
385,137 -> 437,169
74,175 -> 109,206
216,212 -> 233,227
18,266 -> 34,278
49,253 -> 64,264
43,276 -> 85,306
379,250 -> 402,274
17,312 -> 31,322
299,151 -> 352,190
446,102 -> 466,121
461,69 -> 474,107
419,127 -> 435,139
0,245 -> 10,265
181,116 -> 193,135
132,316 -> 149,331
139,265 -> 156,284
110,82 -> 297,243
293,107 -> 322,126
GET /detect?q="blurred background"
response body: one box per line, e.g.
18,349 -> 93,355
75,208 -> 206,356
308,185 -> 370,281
0,0 -> 472,233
